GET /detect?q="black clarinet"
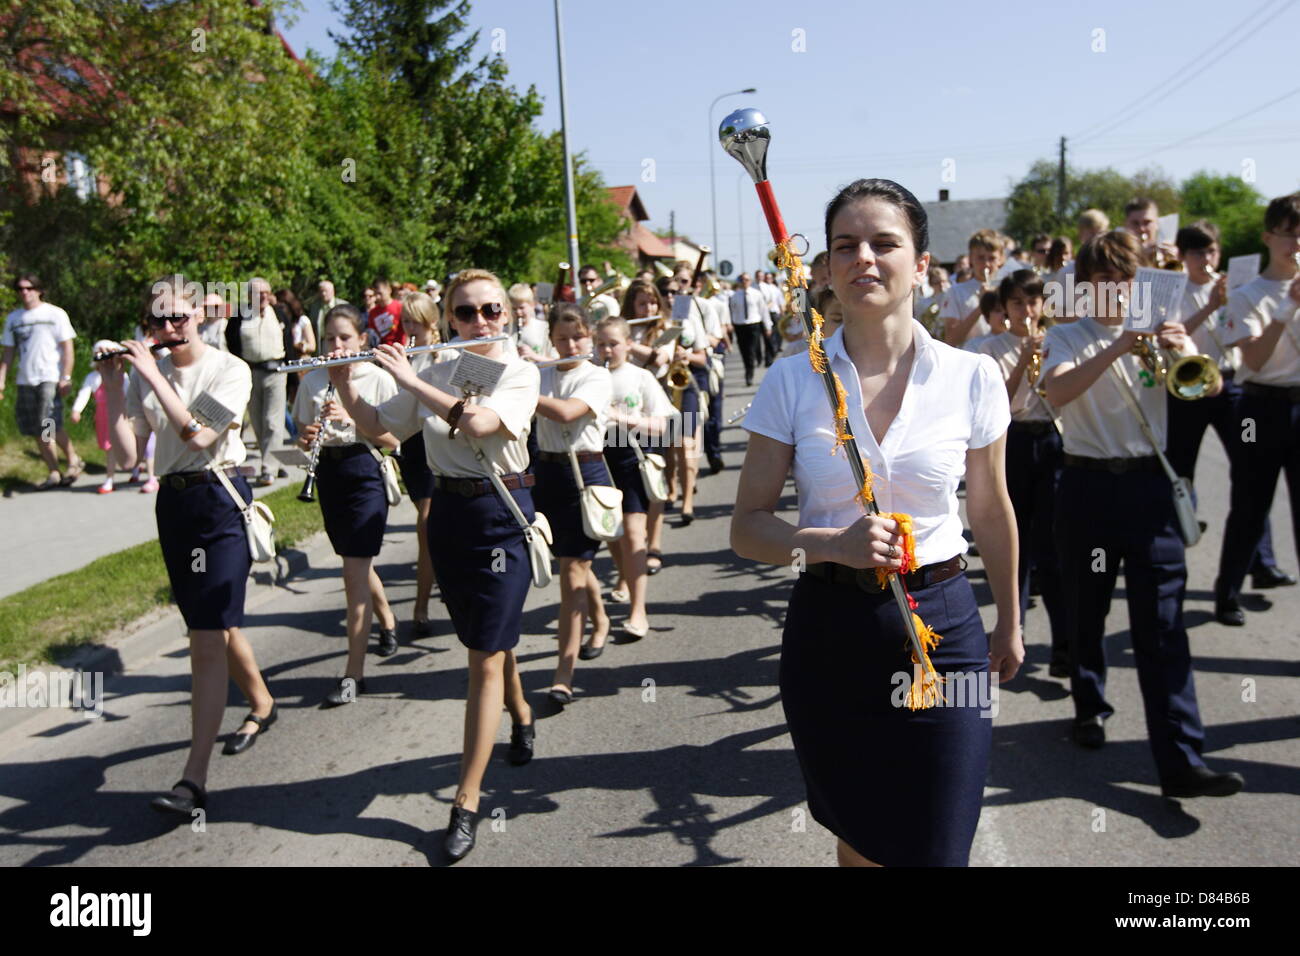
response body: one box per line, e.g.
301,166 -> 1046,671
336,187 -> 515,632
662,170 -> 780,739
298,384 -> 335,502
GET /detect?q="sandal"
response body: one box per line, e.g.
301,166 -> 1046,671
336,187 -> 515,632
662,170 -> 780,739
609,587 -> 630,603
59,459 -> 84,486
35,475 -> 61,491
646,549 -> 663,575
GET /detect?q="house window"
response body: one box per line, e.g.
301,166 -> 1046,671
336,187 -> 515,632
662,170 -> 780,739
64,152 -> 96,200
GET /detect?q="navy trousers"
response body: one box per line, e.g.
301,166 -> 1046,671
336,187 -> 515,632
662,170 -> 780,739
1215,387 -> 1300,603
1005,421 -> 1067,664
1055,465 -> 1207,784
1165,376 -> 1277,579
703,349 -> 724,461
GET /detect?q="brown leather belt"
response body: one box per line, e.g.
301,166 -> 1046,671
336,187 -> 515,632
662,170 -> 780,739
163,468 -> 241,491
537,450 -> 606,464
433,472 -> 535,498
803,555 -> 964,593
1243,382 -> 1300,403
1063,453 -> 1162,475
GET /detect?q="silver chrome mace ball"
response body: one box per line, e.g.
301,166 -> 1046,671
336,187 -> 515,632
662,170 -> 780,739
719,107 -> 771,185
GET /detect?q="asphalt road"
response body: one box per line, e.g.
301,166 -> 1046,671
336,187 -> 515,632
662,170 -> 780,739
0,358 -> 1296,867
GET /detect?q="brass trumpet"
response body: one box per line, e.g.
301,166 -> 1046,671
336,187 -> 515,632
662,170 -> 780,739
666,359 -> 693,409
1131,335 -> 1220,401
1024,310 -> 1055,396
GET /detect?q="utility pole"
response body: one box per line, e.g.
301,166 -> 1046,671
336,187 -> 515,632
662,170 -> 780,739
554,0 -> 581,275
670,210 -> 675,250
1057,136 -> 1067,223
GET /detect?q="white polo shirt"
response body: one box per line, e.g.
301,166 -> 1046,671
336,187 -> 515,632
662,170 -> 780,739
938,279 -> 990,344
1040,318 -> 1166,458
1218,276 -> 1300,387
535,361 -> 612,453
744,319 -> 1009,567
294,363 -> 397,446
1177,278 -> 1239,372
970,331 -> 1054,423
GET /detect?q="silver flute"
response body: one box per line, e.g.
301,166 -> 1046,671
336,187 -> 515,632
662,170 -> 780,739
274,335 -> 510,372
725,401 -> 752,426
532,352 -> 595,368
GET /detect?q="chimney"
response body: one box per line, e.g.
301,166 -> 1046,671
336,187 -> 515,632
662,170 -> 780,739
939,189 -> 950,202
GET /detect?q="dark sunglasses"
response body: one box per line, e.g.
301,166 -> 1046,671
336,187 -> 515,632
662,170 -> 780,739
147,313 -> 192,328
452,302 -> 505,322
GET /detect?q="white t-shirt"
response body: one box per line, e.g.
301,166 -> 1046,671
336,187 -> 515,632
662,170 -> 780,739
970,331 -> 1053,423
743,319 -> 1010,567
517,319 -> 553,357
294,363 -> 398,447
375,349 -> 539,478
938,280 -> 990,344
606,362 -> 677,445
198,318 -> 227,350
239,306 -> 285,362
1218,276 -> 1300,386
1177,277 -> 1238,372
291,315 -> 313,350
2,302 -> 76,385
1040,318 -> 1167,458
126,347 -> 251,475
536,361 -> 612,453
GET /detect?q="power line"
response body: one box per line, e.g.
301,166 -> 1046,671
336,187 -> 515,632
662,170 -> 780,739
1070,0 -> 1292,146
1118,82 -> 1300,164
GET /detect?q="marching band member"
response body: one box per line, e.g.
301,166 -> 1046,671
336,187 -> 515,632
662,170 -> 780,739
664,282 -> 711,526
1167,221 -> 1293,619
332,268 -> 538,862
674,263 -> 728,475
1040,229 -> 1242,798
104,278 -> 276,816
733,179 -> 1021,866
578,264 -> 621,321
595,316 -> 676,649
960,290 -> 1009,355
509,282 -> 554,360
940,228 -> 1005,346
533,305 -> 616,690
1213,194 -> 1300,627
397,293 -> 443,636
621,279 -> 671,574
1123,197 -> 1179,267
971,270 -> 1067,675
293,305 -> 401,705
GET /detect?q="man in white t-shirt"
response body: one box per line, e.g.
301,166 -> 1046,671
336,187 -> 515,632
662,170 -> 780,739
0,273 -> 84,489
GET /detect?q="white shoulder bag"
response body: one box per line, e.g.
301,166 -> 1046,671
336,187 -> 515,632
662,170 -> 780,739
367,446 -> 403,506
208,453 -> 276,563
469,442 -> 554,589
565,429 -> 624,542
628,440 -> 668,503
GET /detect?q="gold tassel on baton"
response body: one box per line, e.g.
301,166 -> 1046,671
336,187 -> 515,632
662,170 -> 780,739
720,107 -> 944,709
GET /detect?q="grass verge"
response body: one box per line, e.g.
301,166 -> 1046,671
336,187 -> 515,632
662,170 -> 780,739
0,484 -> 322,669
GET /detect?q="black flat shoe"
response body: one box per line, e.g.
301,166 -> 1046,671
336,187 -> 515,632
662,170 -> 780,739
680,510 -> 694,527
1251,566 -> 1297,589
1072,716 -> 1105,749
1048,661 -> 1071,679
1161,766 -> 1245,798
578,641 -> 605,660
646,549 -> 663,576
151,779 -> 206,817
548,687 -> 573,706
222,704 -> 277,755
707,455 -> 724,475
376,628 -> 399,657
323,676 -> 366,707
413,617 -> 435,637
1215,599 -> 1246,627
444,806 -> 480,862
508,722 -> 535,765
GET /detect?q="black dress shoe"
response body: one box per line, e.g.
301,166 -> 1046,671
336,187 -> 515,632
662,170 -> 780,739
413,617 -> 435,637
1251,565 -> 1297,589
1215,599 -> 1246,627
323,676 -> 366,707
1072,716 -> 1105,749
1161,766 -> 1245,798
376,628 -> 399,657
548,687 -> 573,706
444,806 -> 480,862
151,779 -> 206,817
1049,660 -> 1071,679
707,455 -> 724,475
222,704 -> 277,755
578,641 -> 604,660
507,722 -> 535,765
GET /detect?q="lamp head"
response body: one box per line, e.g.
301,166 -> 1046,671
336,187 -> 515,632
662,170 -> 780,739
719,107 -> 771,185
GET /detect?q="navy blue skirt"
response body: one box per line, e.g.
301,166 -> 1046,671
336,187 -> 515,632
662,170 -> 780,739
605,443 -> 649,514
316,446 -> 388,558
398,432 -> 436,501
428,484 -> 534,652
780,570 -> 992,866
531,457 -> 614,560
156,476 -> 253,631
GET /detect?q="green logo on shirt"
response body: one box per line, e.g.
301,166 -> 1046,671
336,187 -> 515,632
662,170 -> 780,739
1138,369 -> 1156,388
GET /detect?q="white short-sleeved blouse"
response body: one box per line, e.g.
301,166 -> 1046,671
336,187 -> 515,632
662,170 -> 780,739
744,320 -> 1010,567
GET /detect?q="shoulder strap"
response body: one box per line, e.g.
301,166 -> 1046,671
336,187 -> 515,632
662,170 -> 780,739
563,428 -> 586,488
466,438 -> 532,533
1107,362 -> 1181,485
204,448 -> 252,522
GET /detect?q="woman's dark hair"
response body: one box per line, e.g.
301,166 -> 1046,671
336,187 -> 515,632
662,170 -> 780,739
275,288 -> 305,319
1175,220 -> 1220,255
323,302 -> 366,337
1046,236 -> 1073,272
824,179 -> 929,257
550,302 -> 593,338
998,269 -> 1045,306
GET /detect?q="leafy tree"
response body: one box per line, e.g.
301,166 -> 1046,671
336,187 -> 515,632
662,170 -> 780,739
1179,170 -> 1267,261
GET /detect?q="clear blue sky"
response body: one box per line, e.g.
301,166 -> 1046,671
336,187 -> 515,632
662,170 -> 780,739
280,0 -> 1300,273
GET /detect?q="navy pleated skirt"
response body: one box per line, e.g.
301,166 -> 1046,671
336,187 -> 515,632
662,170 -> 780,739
398,431 -> 436,501
156,476 -> 252,631
316,446 -> 388,558
531,457 -> 614,560
780,569 -> 992,866
428,483 -> 534,652
604,443 -> 649,514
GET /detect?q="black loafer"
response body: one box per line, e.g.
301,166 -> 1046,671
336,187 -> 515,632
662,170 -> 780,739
1215,600 -> 1246,627
707,455 -> 724,475
548,687 -> 573,706
1072,716 -> 1105,749
151,779 -> 206,817
1161,766 -> 1245,798
323,676 -> 366,707
445,806 -> 480,862
508,722 -> 535,765
413,617 -> 435,637
1048,660 -> 1071,679
222,704 -> 277,755
376,628 -> 399,657
578,641 -> 605,660
1251,566 -> 1297,589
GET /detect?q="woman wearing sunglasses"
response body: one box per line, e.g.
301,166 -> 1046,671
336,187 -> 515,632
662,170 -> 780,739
332,268 -> 539,863
103,277 -> 276,819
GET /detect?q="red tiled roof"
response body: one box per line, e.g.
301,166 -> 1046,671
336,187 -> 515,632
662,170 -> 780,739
631,222 -> 676,258
607,185 -> 648,222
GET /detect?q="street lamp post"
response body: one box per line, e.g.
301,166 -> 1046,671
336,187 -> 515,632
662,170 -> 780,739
555,0 -> 581,277
709,87 -> 756,272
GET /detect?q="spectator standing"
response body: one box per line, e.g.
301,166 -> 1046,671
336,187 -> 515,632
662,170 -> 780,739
225,277 -> 291,486
367,279 -> 407,348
